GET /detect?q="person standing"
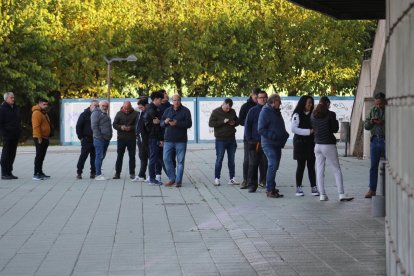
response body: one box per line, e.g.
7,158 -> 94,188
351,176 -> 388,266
113,101 -> 138,179
161,94 -> 192,188
0,92 -> 21,180
291,96 -> 319,196
311,96 -> 353,202
238,88 -> 259,188
132,97 -> 149,182
208,98 -> 240,186
32,98 -> 52,180
244,91 -> 268,193
258,94 -> 289,198
76,100 -> 99,179
364,92 -> 386,198
144,91 -> 165,185
91,100 -> 112,181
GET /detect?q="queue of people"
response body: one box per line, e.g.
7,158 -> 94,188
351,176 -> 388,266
1,90 -> 385,201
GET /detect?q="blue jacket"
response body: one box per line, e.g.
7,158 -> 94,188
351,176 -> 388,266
161,104 -> 192,142
258,104 -> 289,147
244,104 -> 264,142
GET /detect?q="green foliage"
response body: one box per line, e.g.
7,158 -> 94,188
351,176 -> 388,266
0,0 -> 376,102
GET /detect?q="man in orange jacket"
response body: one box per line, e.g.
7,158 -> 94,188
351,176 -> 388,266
32,98 -> 52,180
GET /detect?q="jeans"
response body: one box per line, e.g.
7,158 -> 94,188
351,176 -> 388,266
33,138 -> 49,175
115,139 -> 136,175
247,142 -> 267,190
163,142 -> 187,183
214,140 -> 237,179
314,144 -> 344,195
148,138 -> 163,180
369,137 -> 386,192
261,144 -> 281,192
76,137 -> 96,175
1,138 -> 18,176
137,137 -> 149,178
93,138 -> 110,176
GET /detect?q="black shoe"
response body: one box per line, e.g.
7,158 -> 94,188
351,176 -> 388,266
1,175 -> 13,180
39,173 -> 50,179
10,174 -> 18,179
130,174 -> 135,180
90,173 -> 96,179
113,174 -> 120,179
76,174 -> 82,179
248,188 -> 257,193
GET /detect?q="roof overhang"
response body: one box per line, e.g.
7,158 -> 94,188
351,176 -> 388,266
287,0 -> 385,20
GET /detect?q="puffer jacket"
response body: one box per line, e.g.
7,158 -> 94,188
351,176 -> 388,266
258,104 -> 289,148
32,105 -> 51,140
91,108 -> 113,141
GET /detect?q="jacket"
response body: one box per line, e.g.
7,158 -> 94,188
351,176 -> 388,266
291,112 -> 315,160
311,111 -> 338,144
135,110 -> 148,142
258,104 -> 289,148
144,103 -> 164,140
76,107 -> 93,140
32,105 -> 51,141
239,97 -> 256,126
364,106 -> 385,138
91,108 -> 113,141
208,106 -> 239,140
0,102 -> 21,139
113,107 -> 138,140
161,104 -> 192,142
244,104 -> 264,142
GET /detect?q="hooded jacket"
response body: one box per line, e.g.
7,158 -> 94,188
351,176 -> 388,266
32,105 -> 51,141
76,107 -> 93,140
91,108 -> 113,141
258,104 -> 289,148
113,106 -> 138,140
0,101 -> 21,139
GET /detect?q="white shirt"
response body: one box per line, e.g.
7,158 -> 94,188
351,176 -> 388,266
291,112 -> 311,136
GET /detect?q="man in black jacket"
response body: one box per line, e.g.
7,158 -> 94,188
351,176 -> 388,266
238,88 -> 259,188
76,100 -> 99,179
0,92 -> 21,180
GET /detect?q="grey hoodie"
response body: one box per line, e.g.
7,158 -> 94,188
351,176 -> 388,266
91,108 -> 113,141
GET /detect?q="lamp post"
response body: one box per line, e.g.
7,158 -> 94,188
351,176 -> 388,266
104,55 -> 137,114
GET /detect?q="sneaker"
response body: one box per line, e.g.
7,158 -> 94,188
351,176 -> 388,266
320,194 -> 328,201
228,178 -> 240,185
76,174 -> 82,179
295,186 -> 304,196
155,174 -> 161,182
339,194 -> 354,202
113,174 -> 120,179
248,188 -> 257,193
90,173 -> 96,179
258,182 -> 265,188
311,186 -> 320,196
95,175 -> 107,181
32,174 -> 44,180
240,180 -> 248,189
39,173 -> 50,179
131,176 -> 145,182
148,179 -> 162,186
130,174 -> 135,180
214,178 -> 220,186
365,190 -> 376,198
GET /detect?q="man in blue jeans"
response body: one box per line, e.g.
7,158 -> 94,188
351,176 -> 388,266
91,100 -> 112,181
161,94 -> 192,188
209,98 -> 240,186
258,94 -> 289,198
364,93 -> 386,198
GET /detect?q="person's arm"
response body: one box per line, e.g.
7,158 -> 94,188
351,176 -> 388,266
160,109 -> 169,128
232,110 -> 239,127
238,104 -> 247,126
291,113 -> 311,136
258,111 -> 278,141
32,111 -> 43,143
112,112 -> 123,131
364,108 -> 375,130
245,110 -> 253,142
330,112 -> 339,133
208,109 -> 225,127
175,108 -> 192,129
76,113 -> 85,140
91,111 -> 102,139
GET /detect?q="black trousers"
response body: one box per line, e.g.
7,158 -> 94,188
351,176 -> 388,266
247,143 -> 267,190
76,137 -> 96,175
296,158 -> 316,187
115,139 -> 136,175
243,141 -> 249,181
1,138 -> 18,176
137,138 -> 149,178
34,138 -> 49,175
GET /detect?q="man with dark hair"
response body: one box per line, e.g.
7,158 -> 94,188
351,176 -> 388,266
113,101 -> 138,179
209,98 -> 240,186
144,91 -> 165,185
132,97 -> 149,182
32,98 -> 52,180
76,100 -> 99,179
244,91 -> 268,192
238,88 -> 259,188
0,92 -> 21,180
364,92 -> 386,198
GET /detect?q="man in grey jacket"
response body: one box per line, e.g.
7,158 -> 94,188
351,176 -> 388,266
91,100 -> 113,180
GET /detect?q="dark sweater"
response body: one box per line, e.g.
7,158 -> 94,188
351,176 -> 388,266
311,111 -> 339,144
161,105 -> 192,142
0,102 -> 21,139
113,108 -> 138,140
76,107 -> 93,140
239,97 -> 256,126
208,107 -> 239,140
144,103 -> 164,140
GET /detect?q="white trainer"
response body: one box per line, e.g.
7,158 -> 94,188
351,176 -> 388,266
214,178 -> 220,186
339,194 -> 354,201
320,194 -> 328,201
156,174 -> 161,182
228,178 -> 240,185
95,175 -> 106,181
131,176 -> 145,182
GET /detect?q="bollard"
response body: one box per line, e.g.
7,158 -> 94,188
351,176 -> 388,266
372,161 -> 386,217
340,122 -> 350,157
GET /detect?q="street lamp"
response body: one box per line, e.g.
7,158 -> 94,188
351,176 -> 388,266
104,55 -> 137,113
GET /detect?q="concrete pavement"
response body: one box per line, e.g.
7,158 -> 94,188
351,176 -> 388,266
0,143 -> 385,275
